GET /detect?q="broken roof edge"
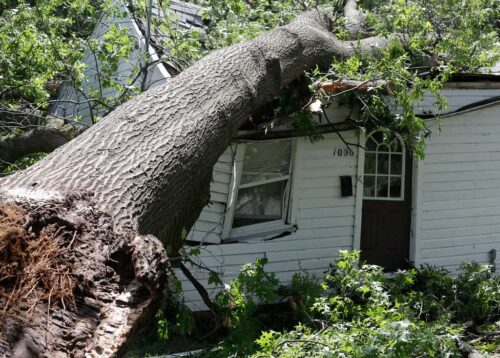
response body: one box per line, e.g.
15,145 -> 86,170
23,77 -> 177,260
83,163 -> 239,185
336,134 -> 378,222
236,94 -> 500,141
126,0 -> 206,78
320,61 -> 500,94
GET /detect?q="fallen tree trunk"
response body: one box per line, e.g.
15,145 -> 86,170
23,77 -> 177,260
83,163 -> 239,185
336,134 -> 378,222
0,7 -> 399,357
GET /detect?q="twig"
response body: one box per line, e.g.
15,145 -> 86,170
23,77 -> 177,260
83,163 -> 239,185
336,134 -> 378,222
321,107 -> 364,150
67,231 -> 77,250
469,331 -> 500,344
179,262 -> 222,319
273,339 -> 330,354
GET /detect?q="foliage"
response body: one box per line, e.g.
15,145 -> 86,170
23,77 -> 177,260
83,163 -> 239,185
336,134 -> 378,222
129,0 -> 205,72
192,0 -> 499,156
292,112 -> 324,143
2,152 -> 47,174
1,0 -> 498,171
0,0 -> 203,127
157,303 -> 195,341
0,0 -> 125,112
191,0 -> 343,49
194,251 -> 499,357
454,262 -> 499,323
286,272 -> 323,315
311,0 -> 499,156
211,257 -> 280,355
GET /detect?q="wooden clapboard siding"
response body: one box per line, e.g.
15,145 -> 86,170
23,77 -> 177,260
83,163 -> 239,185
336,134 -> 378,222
417,89 -> 499,114
49,4 -> 169,124
185,145 -> 235,244
417,104 -> 500,271
177,133 -> 359,310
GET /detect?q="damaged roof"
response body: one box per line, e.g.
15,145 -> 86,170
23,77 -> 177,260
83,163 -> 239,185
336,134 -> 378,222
130,0 -> 206,76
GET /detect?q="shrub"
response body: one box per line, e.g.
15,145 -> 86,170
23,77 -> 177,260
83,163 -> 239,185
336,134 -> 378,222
193,252 -> 499,357
213,257 -> 281,355
454,262 -> 499,324
254,251 -> 465,358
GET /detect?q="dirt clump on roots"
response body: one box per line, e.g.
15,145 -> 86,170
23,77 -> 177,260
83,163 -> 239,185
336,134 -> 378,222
0,203 -> 77,322
0,195 -> 170,357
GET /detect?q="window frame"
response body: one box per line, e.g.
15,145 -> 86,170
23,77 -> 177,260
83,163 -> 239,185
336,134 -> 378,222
363,131 -> 406,201
222,139 -> 296,241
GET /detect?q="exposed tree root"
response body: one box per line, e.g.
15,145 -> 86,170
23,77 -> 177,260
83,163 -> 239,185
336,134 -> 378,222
0,195 -> 170,357
0,203 -> 76,321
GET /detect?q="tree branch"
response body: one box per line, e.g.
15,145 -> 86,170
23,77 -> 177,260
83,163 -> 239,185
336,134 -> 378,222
236,120 -> 356,140
0,123 -> 85,172
320,78 -> 394,94
179,262 -> 222,318
0,105 -> 49,129
343,0 -> 366,39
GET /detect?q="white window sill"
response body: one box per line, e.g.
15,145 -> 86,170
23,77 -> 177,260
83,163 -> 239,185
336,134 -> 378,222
226,220 -> 296,242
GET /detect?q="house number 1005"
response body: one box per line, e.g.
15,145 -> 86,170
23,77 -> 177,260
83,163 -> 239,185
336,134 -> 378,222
333,148 -> 354,157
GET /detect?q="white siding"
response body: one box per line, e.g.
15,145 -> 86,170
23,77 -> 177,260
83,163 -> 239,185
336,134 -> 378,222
417,88 -> 499,115
185,145 -> 236,244
49,4 -> 169,124
416,104 -> 500,271
177,133 -> 359,311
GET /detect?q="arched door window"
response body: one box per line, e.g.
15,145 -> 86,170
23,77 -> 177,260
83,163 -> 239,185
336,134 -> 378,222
363,131 -> 405,200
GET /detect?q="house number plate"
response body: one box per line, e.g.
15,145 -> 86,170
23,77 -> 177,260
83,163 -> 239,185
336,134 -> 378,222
333,148 -> 354,157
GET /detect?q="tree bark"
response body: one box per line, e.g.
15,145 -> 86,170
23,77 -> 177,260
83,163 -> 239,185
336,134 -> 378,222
343,0 -> 366,39
0,8 -> 399,357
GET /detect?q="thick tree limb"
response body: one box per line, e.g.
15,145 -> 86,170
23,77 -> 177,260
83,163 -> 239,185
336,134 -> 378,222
0,106 -> 88,171
0,124 -> 85,172
343,0 -> 366,39
0,10 -> 404,237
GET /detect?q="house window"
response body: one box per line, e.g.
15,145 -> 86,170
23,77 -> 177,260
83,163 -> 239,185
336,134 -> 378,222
363,131 -> 405,200
224,139 -> 294,240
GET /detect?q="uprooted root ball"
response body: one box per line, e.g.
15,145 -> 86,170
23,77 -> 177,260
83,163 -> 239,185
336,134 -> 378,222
0,203 -> 76,322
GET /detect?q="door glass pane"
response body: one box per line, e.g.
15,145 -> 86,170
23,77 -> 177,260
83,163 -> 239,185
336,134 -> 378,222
240,140 -> 292,185
233,180 -> 287,228
377,153 -> 389,174
363,175 -> 375,197
365,131 -> 405,201
366,137 -> 378,150
371,131 -> 384,144
390,177 -> 402,198
390,138 -> 403,152
390,154 -> 403,175
364,153 -> 376,174
377,175 -> 389,197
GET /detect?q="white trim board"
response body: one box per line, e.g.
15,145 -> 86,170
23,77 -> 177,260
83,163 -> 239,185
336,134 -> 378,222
353,131 -> 365,251
409,155 -> 423,266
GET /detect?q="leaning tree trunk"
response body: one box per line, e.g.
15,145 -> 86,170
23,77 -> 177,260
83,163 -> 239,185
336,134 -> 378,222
0,6 -> 398,357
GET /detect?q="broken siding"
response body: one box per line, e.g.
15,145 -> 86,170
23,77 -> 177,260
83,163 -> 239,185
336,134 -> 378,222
417,104 -> 500,272
177,133 -> 359,311
185,145 -> 235,244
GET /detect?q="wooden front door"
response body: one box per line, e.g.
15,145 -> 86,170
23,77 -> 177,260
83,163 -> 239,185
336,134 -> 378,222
360,132 -> 412,271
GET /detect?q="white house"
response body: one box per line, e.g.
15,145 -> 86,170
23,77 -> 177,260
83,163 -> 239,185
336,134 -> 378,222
180,78 -> 500,311
50,2 -> 500,312
49,0 -> 204,124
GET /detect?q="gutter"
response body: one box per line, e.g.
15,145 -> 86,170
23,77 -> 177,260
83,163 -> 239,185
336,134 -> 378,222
419,95 -> 500,120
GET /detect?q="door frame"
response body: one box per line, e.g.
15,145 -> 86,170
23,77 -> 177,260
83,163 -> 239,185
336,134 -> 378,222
353,131 -> 421,267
